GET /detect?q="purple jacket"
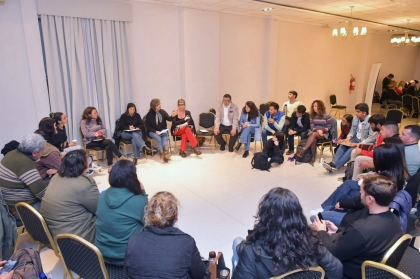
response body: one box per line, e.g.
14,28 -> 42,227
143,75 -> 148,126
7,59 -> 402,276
80,119 -> 107,145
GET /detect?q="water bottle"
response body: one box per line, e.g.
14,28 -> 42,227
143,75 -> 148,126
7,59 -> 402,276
284,104 -> 288,116
39,273 -> 47,279
209,251 -> 216,262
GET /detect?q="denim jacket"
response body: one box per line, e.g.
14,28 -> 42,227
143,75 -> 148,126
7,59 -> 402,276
0,191 -> 17,260
239,111 -> 262,141
348,115 -> 376,144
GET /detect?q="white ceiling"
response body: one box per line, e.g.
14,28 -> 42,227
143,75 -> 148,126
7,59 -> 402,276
130,0 -> 420,35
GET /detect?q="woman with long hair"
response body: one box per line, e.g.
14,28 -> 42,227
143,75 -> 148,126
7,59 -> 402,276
125,191 -> 207,278
80,107 -> 126,172
296,100 -> 332,166
171,99 -> 201,158
235,101 -> 261,158
50,112 -> 77,150
119,103 -> 150,164
145,99 -> 174,163
35,117 -> 62,183
95,160 -> 148,265
232,187 -> 342,279
311,137 -> 410,226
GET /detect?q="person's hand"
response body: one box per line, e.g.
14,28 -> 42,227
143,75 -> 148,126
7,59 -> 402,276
156,131 -> 161,136
335,202 -> 343,210
243,123 -> 248,128
129,125 -> 134,130
325,221 -> 338,234
359,160 -> 370,169
230,129 -> 237,136
94,132 -> 99,137
182,122 -> 189,127
268,118 -> 275,124
317,130 -> 324,136
349,142 -> 358,147
289,130 -> 297,135
184,116 -> 190,121
214,128 -> 220,135
336,139 -> 344,144
312,215 -> 327,232
69,141 -> 76,147
46,169 -> 58,177
171,109 -> 178,117
0,260 -> 14,279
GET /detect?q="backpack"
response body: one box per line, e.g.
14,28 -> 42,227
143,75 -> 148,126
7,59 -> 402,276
295,139 -> 312,163
9,248 -> 43,279
343,161 -> 355,182
251,152 -> 271,171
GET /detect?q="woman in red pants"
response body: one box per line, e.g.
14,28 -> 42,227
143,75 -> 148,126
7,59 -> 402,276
171,99 -> 202,157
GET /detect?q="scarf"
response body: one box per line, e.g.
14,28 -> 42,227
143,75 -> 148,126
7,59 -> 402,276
156,110 -> 162,125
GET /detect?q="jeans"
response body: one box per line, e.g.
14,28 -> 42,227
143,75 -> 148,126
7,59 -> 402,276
121,131 -> 146,158
148,131 -> 169,151
239,126 -> 256,150
232,237 -> 244,274
321,180 -> 360,209
332,138 -> 361,169
287,129 -> 308,151
310,210 -> 346,227
14,201 -> 41,227
262,128 -> 278,147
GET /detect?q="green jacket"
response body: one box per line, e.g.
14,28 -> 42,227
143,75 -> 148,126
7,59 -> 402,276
95,187 -> 148,262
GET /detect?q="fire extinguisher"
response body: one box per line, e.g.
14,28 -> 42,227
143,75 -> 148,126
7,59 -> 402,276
349,74 -> 356,92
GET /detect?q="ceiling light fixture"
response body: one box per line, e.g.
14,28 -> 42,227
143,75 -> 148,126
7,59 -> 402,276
390,19 -> 420,46
332,6 -> 367,40
262,7 -> 273,12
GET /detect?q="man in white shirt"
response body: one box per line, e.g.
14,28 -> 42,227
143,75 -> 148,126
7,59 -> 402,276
282,90 -> 303,119
214,94 -> 240,152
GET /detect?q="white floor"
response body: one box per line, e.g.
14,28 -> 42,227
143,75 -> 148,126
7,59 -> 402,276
16,114 -> 420,277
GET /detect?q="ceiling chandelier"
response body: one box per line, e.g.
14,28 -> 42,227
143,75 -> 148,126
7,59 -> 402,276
390,20 -> 420,46
332,6 -> 367,40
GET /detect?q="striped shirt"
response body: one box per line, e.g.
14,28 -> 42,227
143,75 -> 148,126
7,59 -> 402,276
310,113 -> 332,133
0,150 -> 47,211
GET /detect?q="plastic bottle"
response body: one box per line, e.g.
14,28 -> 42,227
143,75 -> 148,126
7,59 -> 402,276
39,273 -> 47,279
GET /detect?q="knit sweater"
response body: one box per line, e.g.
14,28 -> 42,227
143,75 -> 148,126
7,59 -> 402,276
310,113 -> 332,133
80,119 -> 107,145
35,143 -> 61,180
0,150 -> 47,211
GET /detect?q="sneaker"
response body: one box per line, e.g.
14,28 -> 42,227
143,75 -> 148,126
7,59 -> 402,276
286,150 -> 294,155
309,208 -> 324,216
90,162 -> 102,171
322,161 -> 332,171
85,169 -> 94,176
242,150 -> 249,158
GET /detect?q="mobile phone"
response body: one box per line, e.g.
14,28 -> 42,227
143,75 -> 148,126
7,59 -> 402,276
0,260 -> 17,274
317,212 -> 324,222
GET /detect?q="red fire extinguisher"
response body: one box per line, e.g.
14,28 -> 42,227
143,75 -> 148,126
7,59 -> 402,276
349,74 -> 356,92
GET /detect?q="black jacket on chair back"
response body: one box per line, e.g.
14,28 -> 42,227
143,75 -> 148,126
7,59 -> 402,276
125,226 -> 207,279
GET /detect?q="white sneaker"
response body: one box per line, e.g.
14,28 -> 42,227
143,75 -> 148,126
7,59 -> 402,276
90,162 -> 102,171
309,208 -> 324,216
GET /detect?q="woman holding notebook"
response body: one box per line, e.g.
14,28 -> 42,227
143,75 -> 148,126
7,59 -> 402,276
145,98 -> 174,163
171,99 -> 202,158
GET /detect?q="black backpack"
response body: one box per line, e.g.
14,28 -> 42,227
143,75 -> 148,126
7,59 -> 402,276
295,139 -> 312,163
251,152 -> 271,171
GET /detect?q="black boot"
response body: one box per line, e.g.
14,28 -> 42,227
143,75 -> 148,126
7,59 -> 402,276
242,150 -> 249,158
234,142 -> 242,151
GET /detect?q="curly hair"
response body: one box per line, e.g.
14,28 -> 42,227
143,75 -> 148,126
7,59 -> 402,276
243,101 -> 259,120
246,187 -> 323,272
309,100 -> 326,119
145,191 -> 179,228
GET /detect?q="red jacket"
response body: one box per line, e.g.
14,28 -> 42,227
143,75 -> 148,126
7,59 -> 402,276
360,133 -> 383,157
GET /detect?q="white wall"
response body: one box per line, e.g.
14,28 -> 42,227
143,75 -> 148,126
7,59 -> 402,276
0,0 -> 49,156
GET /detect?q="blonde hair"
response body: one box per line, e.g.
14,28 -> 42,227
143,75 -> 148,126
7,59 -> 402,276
145,191 -> 179,228
178,99 -> 185,105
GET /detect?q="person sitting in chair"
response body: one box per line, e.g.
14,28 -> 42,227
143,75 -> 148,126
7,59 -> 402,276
235,101 -> 261,158
296,100 -> 332,166
286,105 -> 310,155
214,94 -> 240,152
261,102 -> 285,147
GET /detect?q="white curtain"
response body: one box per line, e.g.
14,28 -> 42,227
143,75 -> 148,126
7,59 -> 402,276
40,15 -> 133,142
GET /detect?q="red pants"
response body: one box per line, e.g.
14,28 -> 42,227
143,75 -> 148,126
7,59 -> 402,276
173,127 -> 198,151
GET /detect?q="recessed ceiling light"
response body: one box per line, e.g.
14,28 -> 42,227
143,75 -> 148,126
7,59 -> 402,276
262,7 -> 273,12
388,29 -> 397,32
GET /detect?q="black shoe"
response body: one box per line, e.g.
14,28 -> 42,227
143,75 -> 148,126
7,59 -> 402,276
286,150 -> 294,155
142,145 -> 152,153
234,143 -> 242,151
330,162 -> 337,168
242,150 -> 249,158
220,144 -> 226,151
229,147 -> 234,152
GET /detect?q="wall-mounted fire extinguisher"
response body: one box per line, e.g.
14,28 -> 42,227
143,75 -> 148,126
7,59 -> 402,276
349,74 -> 356,92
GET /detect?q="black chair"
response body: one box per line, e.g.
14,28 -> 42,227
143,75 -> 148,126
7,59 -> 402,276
55,234 -> 124,279
15,202 -> 61,257
195,112 -> 216,153
397,241 -> 420,279
410,97 -> 419,120
404,169 -> 420,209
259,103 -> 270,116
380,234 -> 412,268
270,266 -> 325,279
329,95 -> 346,118
402,95 -> 413,117
362,261 -> 410,279
386,109 -> 404,128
